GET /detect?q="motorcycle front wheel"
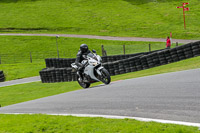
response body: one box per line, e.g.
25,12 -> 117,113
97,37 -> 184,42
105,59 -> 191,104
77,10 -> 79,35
100,68 -> 111,85
77,76 -> 90,89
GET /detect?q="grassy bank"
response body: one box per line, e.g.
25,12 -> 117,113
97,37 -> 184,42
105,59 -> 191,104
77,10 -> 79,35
0,114 -> 199,133
0,0 -> 200,39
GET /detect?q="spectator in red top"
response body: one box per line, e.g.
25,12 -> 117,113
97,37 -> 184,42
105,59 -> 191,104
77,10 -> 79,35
166,36 -> 171,49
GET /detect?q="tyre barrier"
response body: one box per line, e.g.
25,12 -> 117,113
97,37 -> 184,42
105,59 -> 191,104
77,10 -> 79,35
0,71 -> 5,82
44,51 -> 159,68
39,68 -> 77,83
40,41 -> 200,83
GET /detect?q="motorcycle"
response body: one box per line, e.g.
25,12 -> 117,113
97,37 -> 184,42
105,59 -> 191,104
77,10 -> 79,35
71,50 -> 111,88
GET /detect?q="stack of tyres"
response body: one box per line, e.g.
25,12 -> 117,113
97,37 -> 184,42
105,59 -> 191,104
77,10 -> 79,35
63,68 -> 68,82
191,41 -> 200,57
102,56 -> 108,63
183,43 -> 193,59
59,68 -> 65,82
151,52 -> 160,66
134,56 -> 143,71
125,54 -> 130,59
140,55 -> 149,70
61,58 -> 66,68
69,58 -> 76,67
112,55 -> 117,61
107,62 -> 115,76
146,54 -> 155,68
163,49 -> 173,63
59,59 -> 64,68
40,68 -> 49,83
118,60 -> 125,74
39,69 -> 45,83
51,69 -> 56,83
102,62 -> 109,73
129,57 -> 137,72
66,67 -> 72,81
113,61 -> 120,75
123,58 -> 131,73
45,58 -> 55,68
158,51 -> 167,65
71,69 -> 77,81
45,58 -> 51,68
169,48 -> 179,62
0,71 -> 5,82
39,67 -> 76,83
107,56 -> 113,62
176,45 -> 186,60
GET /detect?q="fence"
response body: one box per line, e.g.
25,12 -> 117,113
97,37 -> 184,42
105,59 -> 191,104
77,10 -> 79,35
0,42 -> 180,64
0,51 -> 75,64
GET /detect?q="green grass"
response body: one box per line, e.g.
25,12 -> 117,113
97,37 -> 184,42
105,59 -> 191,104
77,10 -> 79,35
1,56 -> 200,107
0,0 -> 200,39
0,81 -> 81,107
0,62 -> 45,81
0,114 -> 199,133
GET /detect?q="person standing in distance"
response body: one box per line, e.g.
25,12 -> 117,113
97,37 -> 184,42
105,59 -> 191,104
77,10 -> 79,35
166,36 -> 171,49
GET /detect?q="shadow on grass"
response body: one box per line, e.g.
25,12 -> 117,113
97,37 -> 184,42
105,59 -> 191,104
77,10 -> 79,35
0,27 -> 84,32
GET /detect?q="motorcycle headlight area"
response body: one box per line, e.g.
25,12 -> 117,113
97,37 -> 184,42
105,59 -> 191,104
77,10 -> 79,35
89,60 -> 98,66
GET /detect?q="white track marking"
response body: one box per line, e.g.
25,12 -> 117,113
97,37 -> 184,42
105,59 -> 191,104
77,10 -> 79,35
4,113 -> 200,127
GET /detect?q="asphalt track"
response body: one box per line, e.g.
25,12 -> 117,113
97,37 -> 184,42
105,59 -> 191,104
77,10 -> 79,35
0,76 -> 40,88
0,69 -> 200,125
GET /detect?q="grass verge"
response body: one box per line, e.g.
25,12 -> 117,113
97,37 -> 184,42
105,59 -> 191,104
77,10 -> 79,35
0,114 -> 199,133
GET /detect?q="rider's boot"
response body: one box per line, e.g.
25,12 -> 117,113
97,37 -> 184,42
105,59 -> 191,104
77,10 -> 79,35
77,71 -> 83,82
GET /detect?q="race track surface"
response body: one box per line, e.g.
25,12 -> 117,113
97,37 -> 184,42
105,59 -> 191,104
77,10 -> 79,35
0,69 -> 200,123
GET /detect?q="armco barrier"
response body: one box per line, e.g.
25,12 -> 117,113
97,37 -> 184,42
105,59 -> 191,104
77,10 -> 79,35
40,41 -> 200,83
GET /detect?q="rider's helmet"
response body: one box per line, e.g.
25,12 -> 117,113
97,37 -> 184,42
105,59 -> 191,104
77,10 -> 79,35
80,44 -> 88,53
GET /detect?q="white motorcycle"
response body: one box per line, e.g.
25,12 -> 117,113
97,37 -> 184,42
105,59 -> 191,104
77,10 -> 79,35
71,50 -> 111,88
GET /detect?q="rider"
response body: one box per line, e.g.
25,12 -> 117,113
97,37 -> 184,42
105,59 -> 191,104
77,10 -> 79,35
75,44 -> 91,81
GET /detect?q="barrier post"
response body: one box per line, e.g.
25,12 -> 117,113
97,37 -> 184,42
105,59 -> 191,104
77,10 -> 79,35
30,52 -> 32,63
101,45 -> 107,56
176,42 -> 179,47
149,43 -> 151,52
123,45 -> 125,55
56,35 -> 59,58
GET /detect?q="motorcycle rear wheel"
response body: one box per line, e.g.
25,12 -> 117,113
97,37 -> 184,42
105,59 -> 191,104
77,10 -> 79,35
77,76 -> 90,89
100,68 -> 111,85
